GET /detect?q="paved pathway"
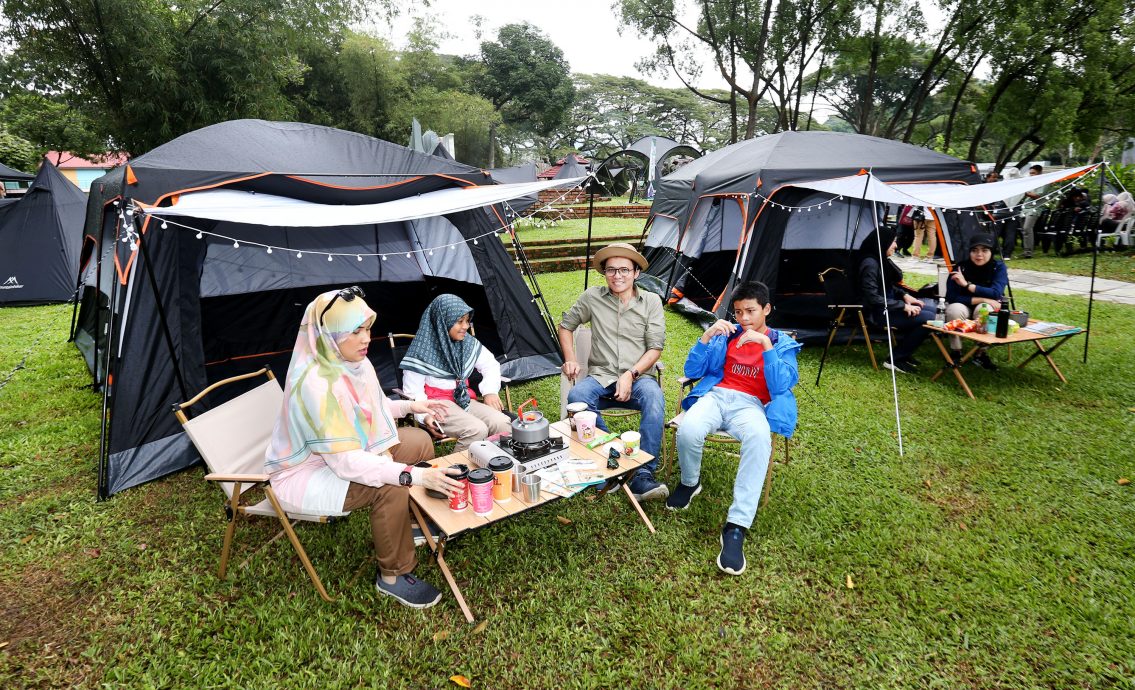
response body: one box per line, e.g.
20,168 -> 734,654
893,256 -> 1135,306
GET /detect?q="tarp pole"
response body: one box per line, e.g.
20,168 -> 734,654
864,172 -> 904,456
96,255 -> 121,501
584,172 -> 596,289
1084,164 -> 1105,363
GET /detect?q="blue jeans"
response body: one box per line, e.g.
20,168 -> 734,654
675,387 -> 772,529
567,375 -> 664,477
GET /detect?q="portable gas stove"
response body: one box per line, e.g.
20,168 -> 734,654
469,435 -> 570,476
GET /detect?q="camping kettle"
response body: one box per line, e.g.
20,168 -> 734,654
511,398 -> 549,445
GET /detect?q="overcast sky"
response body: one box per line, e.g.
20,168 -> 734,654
374,0 -> 710,89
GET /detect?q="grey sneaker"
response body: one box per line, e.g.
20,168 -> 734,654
376,573 -> 442,608
629,473 -> 669,502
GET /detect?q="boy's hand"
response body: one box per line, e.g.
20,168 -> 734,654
735,329 -> 772,350
700,319 -> 737,344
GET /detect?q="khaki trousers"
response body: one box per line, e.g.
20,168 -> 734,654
435,399 -> 511,452
341,426 -> 434,576
912,220 -> 937,258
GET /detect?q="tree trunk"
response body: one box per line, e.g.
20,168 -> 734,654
859,0 -> 886,134
487,120 -> 497,168
943,53 -> 983,152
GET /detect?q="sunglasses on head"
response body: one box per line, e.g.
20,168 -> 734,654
319,285 -> 365,326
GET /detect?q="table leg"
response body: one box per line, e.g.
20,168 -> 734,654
410,501 -> 474,624
1018,334 -> 1077,383
928,333 -> 976,398
620,482 -> 657,534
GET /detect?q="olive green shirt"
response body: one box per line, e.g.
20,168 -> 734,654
560,285 -> 665,387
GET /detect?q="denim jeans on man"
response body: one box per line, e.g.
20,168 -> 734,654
675,387 -> 771,529
567,375 -> 665,477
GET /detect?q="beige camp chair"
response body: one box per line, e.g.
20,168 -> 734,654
173,367 -> 343,602
558,326 -> 665,462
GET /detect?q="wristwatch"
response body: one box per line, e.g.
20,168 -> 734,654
398,469 -> 413,487
627,369 -> 640,380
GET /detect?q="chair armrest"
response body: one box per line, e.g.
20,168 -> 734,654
205,472 -> 269,483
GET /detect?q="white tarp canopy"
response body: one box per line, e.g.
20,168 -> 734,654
138,176 -> 588,226
788,164 -> 1097,208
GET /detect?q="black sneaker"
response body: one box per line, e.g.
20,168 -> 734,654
665,482 -> 702,511
376,573 -> 442,608
629,473 -> 669,502
717,523 -> 747,576
973,352 -> 998,371
905,356 -> 922,368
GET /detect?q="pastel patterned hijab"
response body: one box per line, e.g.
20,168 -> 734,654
400,294 -> 483,409
265,289 -> 399,473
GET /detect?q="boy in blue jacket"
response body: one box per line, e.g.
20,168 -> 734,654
668,281 -> 801,575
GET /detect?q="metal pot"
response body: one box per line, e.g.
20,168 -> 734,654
511,410 -> 549,445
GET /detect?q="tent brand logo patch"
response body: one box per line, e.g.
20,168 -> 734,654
0,276 -> 23,290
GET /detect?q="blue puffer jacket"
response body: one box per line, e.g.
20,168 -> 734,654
681,327 -> 802,437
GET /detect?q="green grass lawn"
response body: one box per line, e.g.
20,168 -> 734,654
2,277 -> 1133,688
1010,249 -> 1135,283
513,216 -> 647,244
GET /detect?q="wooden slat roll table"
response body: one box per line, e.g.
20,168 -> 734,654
407,420 -> 655,623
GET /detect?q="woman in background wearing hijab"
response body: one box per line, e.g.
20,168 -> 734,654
945,235 -> 1009,370
265,287 -> 463,609
1100,191 -> 1133,246
401,294 -> 511,452
855,226 -> 934,374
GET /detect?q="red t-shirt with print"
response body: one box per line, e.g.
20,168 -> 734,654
716,334 -> 771,403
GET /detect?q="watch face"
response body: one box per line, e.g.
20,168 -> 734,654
399,471 -> 412,487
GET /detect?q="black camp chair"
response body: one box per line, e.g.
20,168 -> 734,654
815,267 -> 893,385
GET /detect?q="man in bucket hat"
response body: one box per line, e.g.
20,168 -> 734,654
559,243 -> 668,501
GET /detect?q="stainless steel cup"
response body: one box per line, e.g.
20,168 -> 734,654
521,474 -> 541,503
511,470 -> 523,493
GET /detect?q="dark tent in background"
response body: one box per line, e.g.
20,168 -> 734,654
640,131 -> 982,329
490,163 -> 539,214
0,159 -> 88,304
538,154 -> 589,180
552,156 -> 588,180
1,161 -> 36,197
75,119 -> 563,498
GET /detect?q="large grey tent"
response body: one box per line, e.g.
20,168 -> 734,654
74,120 -> 563,498
641,131 -> 981,325
0,161 -> 35,182
0,159 -> 88,304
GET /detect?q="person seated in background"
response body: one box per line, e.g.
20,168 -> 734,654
559,242 -> 668,502
265,287 -> 464,609
668,281 -> 801,576
1099,192 -> 1133,245
855,227 -> 934,374
400,294 -> 511,453
945,235 -> 1009,370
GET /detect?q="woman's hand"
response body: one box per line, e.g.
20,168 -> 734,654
409,399 -> 448,422
418,466 -> 465,495
903,301 -> 922,317
700,319 -> 736,343
483,393 -> 504,412
950,271 -> 967,286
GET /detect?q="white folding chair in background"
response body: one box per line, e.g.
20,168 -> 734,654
173,367 -> 347,602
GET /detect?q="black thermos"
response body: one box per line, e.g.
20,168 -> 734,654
995,296 -> 1010,338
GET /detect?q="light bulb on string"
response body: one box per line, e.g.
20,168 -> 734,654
297,252 -> 303,259
327,254 -> 333,261
233,241 -> 239,248
196,231 -> 203,239
381,254 -> 387,261
357,254 -> 362,261
266,247 -> 272,254
161,222 -> 168,229
406,252 -> 411,258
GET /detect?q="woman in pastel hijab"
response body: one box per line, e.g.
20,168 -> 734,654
401,294 -> 511,452
265,286 -> 463,609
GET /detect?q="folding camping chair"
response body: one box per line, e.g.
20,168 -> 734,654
558,326 -> 665,464
664,375 -> 791,522
172,367 -> 344,602
815,267 -> 893,385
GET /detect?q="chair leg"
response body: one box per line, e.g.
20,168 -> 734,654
263,486 -> 334,603
218,498 -> 240,580
857,311 -> 878,369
